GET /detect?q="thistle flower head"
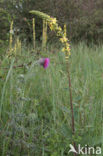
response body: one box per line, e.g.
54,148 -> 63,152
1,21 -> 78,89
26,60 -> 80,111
39,58 -> 50,69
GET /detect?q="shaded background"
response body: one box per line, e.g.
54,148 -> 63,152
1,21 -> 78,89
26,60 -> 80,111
0,0 -> 103,46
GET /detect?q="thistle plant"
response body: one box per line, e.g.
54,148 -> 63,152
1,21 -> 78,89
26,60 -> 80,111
30,10 -> 76,155
32,18 -> 36,49
42,19 -> 47,50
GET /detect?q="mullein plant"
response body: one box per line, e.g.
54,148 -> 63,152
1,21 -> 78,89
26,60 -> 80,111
16,38 -> 21,55
64,24 -> 67,37
30,10 -> 76,155
14,38 -> 21,56
8,21 -> 13,56
32,18 -> 36,49
8,21 -> 22,57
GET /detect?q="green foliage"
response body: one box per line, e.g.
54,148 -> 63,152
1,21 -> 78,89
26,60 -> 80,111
0,8 -> 11,46
0,0 -> 103,45
0,43 -> 103,155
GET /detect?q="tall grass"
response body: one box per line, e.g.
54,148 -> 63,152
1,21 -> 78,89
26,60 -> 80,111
0,43 -> 103,155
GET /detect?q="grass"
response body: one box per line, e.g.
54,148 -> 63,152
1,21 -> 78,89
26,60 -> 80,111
0,42 -> 103,156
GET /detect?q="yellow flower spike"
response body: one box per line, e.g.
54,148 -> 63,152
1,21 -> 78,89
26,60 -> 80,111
56,26 -> 62,36
60,36 -> 68,43
9,20 -> 13,56
30,10 -> 71,59
32,18 -> 36,49
64,24 -> 67,37
58,26 -> 62,31
66,42 -> 70,47
67,46 -> 70,51
65,55 -> 69,62
50,18 -> 57,24
61,48 -> 66,52
65,56 -> 69,59
49,24 -> 54,31
30,11 -> 75,146
60,38 -> 63,43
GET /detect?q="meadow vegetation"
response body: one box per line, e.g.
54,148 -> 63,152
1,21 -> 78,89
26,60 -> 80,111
0,42 -> 103,155
0,1 -> 103,155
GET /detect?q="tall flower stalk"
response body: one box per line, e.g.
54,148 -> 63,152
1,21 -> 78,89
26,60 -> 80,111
30,10 -> 76,155
64,24 -> 67,37
9,21 -> 13,56
32,18 -> 36,49
14,38 -> 21,56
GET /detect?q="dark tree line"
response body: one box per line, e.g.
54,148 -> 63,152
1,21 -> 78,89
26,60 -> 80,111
0,0 -> 103,46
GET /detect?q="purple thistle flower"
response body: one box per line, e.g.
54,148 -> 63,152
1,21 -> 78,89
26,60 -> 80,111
38,58 -> 50,69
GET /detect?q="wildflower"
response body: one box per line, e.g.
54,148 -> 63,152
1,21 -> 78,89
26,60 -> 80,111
61,47 -> 66,52
38,58 -> 50,69
50,18 -> 57,24
60,36 -> 68,43
64,24 -> 67,37
57,26 -> 62,32
67,46 -> 70,52
30,10 -> 71,59
49,24 -> 53,30
48,18 -> 58,31
56,26 -> 62,36
62,46 -> 70,53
